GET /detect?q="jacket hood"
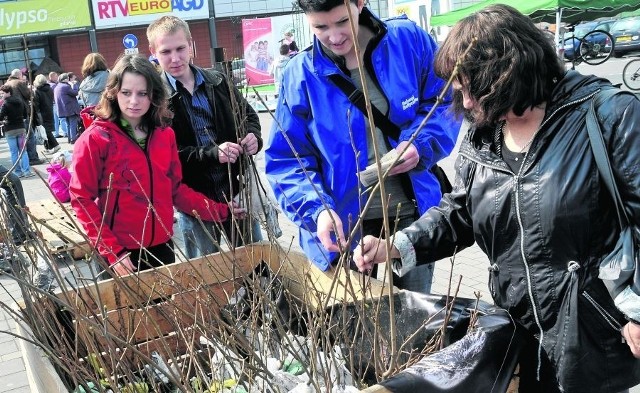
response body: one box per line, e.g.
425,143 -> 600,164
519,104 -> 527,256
550,70 -> 610,108
80,70 -> 109,93
37,84 -> 52,93
276,56 -> 290,67
90,118 -> 126,135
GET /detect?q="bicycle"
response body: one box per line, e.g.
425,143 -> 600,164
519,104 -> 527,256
562,24 -> 615,67
623,57 -> 640,91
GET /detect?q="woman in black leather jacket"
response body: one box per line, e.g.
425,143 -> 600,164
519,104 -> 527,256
354,5 -> 640,392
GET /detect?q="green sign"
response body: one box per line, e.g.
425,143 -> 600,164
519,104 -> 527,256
0,0 -> 92,38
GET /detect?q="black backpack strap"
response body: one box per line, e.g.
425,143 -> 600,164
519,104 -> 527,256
328,74 -> 401,140
328,73 -> 453,196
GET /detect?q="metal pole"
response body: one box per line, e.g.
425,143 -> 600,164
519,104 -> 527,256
89,29 -> 98,52
208,0 -> 218,65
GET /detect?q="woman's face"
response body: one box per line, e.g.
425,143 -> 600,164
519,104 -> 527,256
117,72 -> 151,127
452,80 -> 476,110
307,0 -> 363,58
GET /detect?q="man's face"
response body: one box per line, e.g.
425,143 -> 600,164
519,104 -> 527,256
307,1 -> 363,58
150,29 -> 192,81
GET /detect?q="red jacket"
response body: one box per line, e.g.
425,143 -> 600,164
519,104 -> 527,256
70,119 -> 228,265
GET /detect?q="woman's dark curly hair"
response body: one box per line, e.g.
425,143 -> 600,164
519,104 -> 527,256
94,54 -> 171,130
434,4 -> 565,126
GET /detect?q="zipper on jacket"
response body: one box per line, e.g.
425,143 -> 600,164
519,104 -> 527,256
121,126 -> 158,243
512,91 -> 601,380
142,139 -> 156,242
582,291 -> 623,331
109,191 -> 121,229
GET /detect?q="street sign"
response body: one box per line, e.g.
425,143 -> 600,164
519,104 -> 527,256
125,48 -> 139,55
123,34 -> 138,49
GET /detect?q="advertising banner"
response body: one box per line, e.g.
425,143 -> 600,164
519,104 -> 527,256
242,17 -> 274,86
0,0 -> 92,39
92,0 -> 209,30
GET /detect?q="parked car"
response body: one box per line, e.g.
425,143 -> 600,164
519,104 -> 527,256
611,16 -> 640,57
563,19 -> 616,61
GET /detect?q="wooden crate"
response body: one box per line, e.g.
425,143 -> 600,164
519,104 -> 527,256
27,199 -> 91,259
17,242 -> 394,392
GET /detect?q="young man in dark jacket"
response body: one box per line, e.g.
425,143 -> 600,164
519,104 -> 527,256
147,16 -> 263,258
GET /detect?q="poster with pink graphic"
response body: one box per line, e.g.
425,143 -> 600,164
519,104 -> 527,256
242,18 -> 274,86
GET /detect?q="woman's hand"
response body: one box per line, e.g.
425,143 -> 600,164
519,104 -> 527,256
317,209 -> 347,253
389,141 -> 419,175
623,322 -> 640,358
353,235 -> 399,272
112,254 -> 135,276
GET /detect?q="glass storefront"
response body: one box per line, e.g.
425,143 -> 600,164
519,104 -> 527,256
0,37 -> 50,82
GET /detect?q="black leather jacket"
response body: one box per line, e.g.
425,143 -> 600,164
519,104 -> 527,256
164,66 -> 261,202
402,71 -> 640,392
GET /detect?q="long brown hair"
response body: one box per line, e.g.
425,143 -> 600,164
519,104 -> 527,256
94,54 -> 171,130
81,53 -> 108,78
434,4 -> 565,126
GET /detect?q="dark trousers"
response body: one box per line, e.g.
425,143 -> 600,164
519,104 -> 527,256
0,165 -> 27,243
23,121 -> 39,162
99,240 -> 175,280
43,124 -> 59,150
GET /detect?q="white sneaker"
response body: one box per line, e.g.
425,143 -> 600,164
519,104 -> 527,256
44,145 -> 61,154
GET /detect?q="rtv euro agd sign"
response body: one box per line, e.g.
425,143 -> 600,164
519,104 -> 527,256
0,0 -> 92,38
93,0 -> 209,29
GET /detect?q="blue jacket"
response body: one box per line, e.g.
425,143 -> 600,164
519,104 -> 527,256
54,82 -> 81,118
265,9 -> 461,271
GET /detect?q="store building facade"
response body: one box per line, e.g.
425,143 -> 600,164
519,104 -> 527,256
0,0 -> 388,82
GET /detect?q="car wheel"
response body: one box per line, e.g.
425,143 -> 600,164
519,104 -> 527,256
613,51 -> 623,58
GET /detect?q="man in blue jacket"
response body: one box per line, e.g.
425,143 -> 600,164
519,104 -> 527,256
265,0 -> 461,293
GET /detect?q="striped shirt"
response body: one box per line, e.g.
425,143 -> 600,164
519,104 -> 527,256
164,68 -> 216,148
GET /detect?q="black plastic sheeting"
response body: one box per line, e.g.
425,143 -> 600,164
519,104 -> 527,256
226,263 -> 525,392
328,292 -> 525,393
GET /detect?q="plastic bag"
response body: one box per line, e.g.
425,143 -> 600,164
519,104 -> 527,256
34,125 -> 47,145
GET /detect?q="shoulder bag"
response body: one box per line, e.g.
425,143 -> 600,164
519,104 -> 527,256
587,88 -> 640,299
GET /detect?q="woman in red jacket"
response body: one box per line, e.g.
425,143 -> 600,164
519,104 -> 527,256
70,54 -> 245,277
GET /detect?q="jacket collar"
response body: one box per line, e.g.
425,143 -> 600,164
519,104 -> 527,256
462,71 -> 612,167
162,65 -> 223,99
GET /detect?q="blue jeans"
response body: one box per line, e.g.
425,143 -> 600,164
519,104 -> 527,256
52,105 -> 60,137
5,134 -> 30,176
177,212 -> 262,259
61,115 -> 78,142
